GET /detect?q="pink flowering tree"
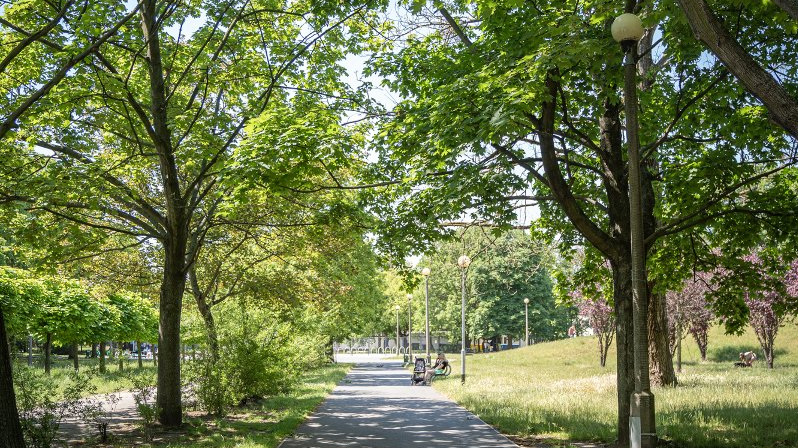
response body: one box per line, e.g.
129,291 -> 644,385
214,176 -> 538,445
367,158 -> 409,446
666,272 -> 714,363
745,293 -> 781,368
741,255 -> 798,369
573,290 -> 615,367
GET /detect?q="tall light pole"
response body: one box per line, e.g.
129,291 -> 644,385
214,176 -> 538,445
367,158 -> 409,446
421,268 -> 432,364
524,298 -> 530,346
612,12 -> 655,448
457,255 -> 471,384
407,293 -> 413,359
395,304 -> 400,355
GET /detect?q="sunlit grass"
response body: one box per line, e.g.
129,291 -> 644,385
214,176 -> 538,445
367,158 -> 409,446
13,354 -> 157,396
431,325 -> 798,447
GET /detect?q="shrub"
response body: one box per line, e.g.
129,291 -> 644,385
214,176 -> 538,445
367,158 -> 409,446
13,366 -> 101,448
186,321 -> 298,415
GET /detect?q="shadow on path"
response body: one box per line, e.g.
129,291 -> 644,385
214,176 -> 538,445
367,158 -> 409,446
279,357 -> 518,448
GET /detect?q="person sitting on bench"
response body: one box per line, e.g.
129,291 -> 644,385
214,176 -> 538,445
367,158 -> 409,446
423,353 -> 447,384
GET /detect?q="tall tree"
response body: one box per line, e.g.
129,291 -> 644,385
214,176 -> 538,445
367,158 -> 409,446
470,232 -> 568,344
367,2 -> 797,444
3,0 -> 384,426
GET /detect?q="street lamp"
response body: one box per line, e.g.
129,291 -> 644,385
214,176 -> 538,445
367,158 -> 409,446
523,298 -> 530,346
395,304 -> 400,355
407,293 -> 413,359
457,255 -> 471,384
612,12 -> 655,448
421,267 -> 432,364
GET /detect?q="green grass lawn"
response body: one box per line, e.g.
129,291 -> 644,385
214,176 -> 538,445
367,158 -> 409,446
13,354 -> 157,396
121,363 -> 351,448
431,325 -> 798,448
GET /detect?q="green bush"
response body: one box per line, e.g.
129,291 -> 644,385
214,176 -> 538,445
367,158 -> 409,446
13,366 -> 101,448
186,320 -> 299,415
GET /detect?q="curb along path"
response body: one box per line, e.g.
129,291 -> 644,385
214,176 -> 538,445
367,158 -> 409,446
279,354 -> 519,448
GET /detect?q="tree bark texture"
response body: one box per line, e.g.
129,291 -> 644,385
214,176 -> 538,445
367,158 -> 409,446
156,240 -> 188,427
91,343 -> 97,358
676,0 -> 798,139
648,291 -> 677,386
137,340 -> 143,368
0,308 -> 26,448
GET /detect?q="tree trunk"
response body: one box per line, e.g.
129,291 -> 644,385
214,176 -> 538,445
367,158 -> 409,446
91,343 -> 97,358
765,333 -> 775,369
156,239 -> 188,427
72,343 -> 79,371
137,340 -> 143,368
44,332 -> 52,375
612,258 -> 635,448
118,343 -> 124,371
676,0 -> 798,139
191,271 -> 219,361
0,308 -> 26,448
99,341 -> 107,373
648,291 -> 677,386
676,322 -> 682,373
507,335 -> 513,350
772,0 -> 798,20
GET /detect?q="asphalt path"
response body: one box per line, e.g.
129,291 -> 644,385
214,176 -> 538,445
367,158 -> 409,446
59,389 -> 141,443
278,354 -> 519,448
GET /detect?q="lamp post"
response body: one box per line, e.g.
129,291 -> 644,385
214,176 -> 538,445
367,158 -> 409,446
395,304 -> 400,355
421,267 -> 431,364
457,255 -> 471,384
407,293 -> 413,359
524,298 -> 530,346
612,12 -> 655,448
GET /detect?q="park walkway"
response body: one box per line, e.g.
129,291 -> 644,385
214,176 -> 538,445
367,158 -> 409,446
278,354 -> 519,448
59,355 -> 520,447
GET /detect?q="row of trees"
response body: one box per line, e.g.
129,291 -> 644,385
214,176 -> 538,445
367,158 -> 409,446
0,267 -> 157,373
572,250 -> 798,370
378,230 -> 573,349
2,1 -> 798,447
0,0 -> 390,439
360,1 -> 798,444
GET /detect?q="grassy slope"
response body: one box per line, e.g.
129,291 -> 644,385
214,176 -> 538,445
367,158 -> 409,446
432,324 -> 798,448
